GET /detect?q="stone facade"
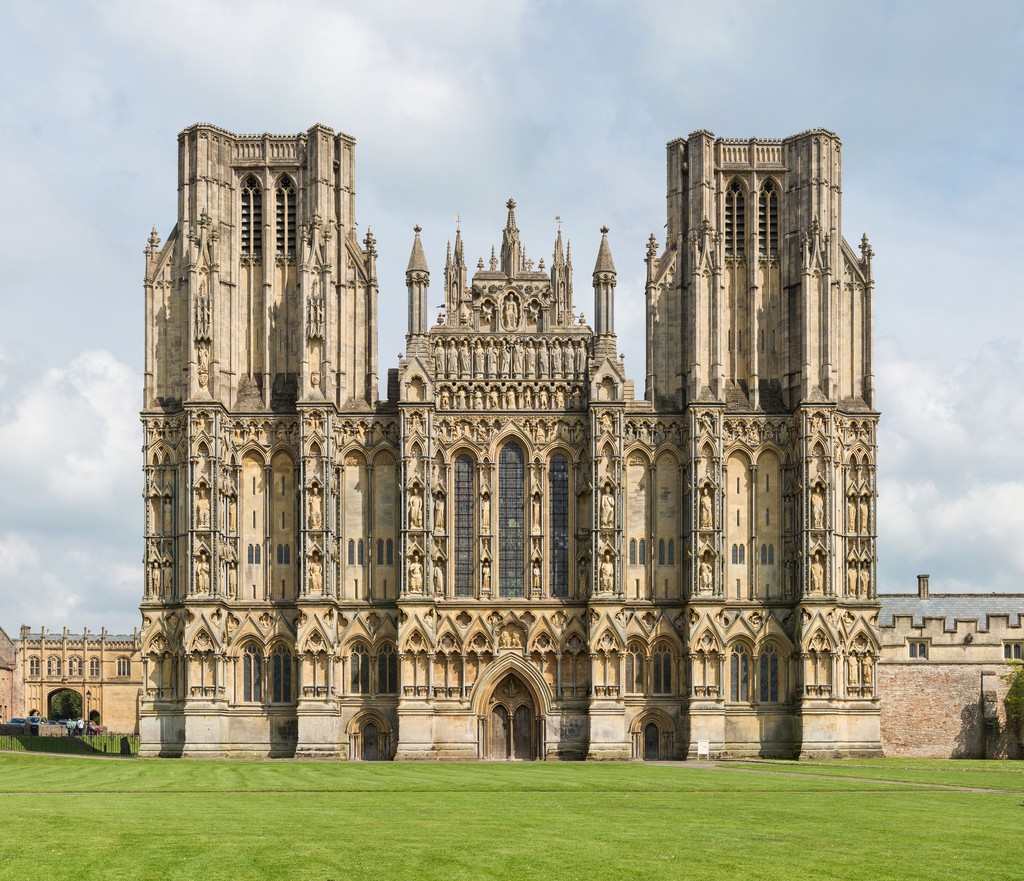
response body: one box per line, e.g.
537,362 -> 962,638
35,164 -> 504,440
15,626 -> 141,732
139,125 -> 883,759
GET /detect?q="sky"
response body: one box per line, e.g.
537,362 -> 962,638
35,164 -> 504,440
0,0 -> 1022,635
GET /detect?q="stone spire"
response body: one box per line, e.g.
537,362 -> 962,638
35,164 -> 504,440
445,224 -> 466,317
593,226 -> 616,339
406,225 -> 429,337
500,198 -> 521,277
551,225 -> 573,325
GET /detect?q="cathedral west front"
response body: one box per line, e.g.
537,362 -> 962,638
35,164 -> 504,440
139,124 -> 882,760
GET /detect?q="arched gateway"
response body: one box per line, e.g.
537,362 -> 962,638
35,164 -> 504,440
483,672 -> 539,760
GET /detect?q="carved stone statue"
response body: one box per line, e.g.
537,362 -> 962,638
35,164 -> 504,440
847,496 -> 857,533
532,493 -> 541,531
699,486 -> 712,529
859,566 -> 870,598
408,557 -> 423,593
481,493 -> 491,530
811,487 -> 825,529
578,562 -> 589,597
458,341 -> 471,377
446,341 -> 458,377
481,558 -> 491,592
847,563 -> 858,597
599,555 -> 614,593
860,654 -> 873,691
309,556 -> 323,593
532,559 -> 541,594
196,488 -> 210,528
810,553 -> 824,593
433,494 -> 445,531
859,495 -> 870,534
196,553 -> 210,595
699,557 -> 713,594
409,491 -> 423,529
308,486 -> 322,529
433,562 -> 444,596
600,486 -> 615,529
503,296 -> 519,329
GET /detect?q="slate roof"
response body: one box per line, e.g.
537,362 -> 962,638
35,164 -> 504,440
878,594 -> 1024,630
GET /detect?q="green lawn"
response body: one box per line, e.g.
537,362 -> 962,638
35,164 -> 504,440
0,755 -> 1020,881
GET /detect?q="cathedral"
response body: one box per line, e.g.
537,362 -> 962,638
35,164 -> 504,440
139,124 -> 881,760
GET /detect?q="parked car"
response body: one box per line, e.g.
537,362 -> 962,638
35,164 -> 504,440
7,718 -> 26,726
27,716 -> 46,725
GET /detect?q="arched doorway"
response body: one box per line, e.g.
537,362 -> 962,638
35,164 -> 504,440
486,673 -> 536,760
48,688 -> 82,722
643,722 -> 660,760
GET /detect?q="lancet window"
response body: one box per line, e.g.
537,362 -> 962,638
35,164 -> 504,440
499,442 -> 525,598
730,644 -> 750,701
351,645 -> 370,694
758,179 -> 778,258
242,644 -> 262,702
378,644 -> 398,693
454,454 -> 474,597
725,179 -> 745,257
275,175 -> 296,256
759,644 -> 780,702
652,645 -> 672,694
549,454 -> 569,597
241,175 -> 262,256
271,646 -> 292,703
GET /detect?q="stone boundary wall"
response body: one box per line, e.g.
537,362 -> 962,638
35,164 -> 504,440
878,662 -> 1021,758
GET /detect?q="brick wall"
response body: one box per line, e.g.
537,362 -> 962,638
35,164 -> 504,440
878,663 -> 1021,758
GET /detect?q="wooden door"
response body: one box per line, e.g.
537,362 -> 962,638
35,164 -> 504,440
643,722 -> 659,760
490,705 -> 510,759
362,722 -> 379,761
513,704 -> 533,760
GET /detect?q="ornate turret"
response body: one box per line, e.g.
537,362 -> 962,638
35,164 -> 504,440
406,225 -> 429,342
444,225 -> 466,320
500,198 -> 521,277
593,226 -> 616,356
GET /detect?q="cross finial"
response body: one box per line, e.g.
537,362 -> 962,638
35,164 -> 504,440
413,224 -> 422,234
600,226 -> 609,235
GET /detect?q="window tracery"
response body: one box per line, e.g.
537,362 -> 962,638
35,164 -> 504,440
499,442 -> 525,598
241,175 -> 262,256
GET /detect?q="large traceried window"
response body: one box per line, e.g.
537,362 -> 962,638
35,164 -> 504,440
271,646 -> 292,703
725,179 -> 745,257
652,645 -> 672,694
758,179 -> 778,258
117,656 -> 131,677
499,442 -> 525,598
454,455 -> 474,597
243,644 -> 263,702
730,644 -> 750,701
47,657 -> 61,676
241,175 -> 262,256
275,175 -> 296,256
89,657 -> 99,677
549,454 -> 569,597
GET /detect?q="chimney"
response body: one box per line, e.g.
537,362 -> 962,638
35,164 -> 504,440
917,574 -> 930,599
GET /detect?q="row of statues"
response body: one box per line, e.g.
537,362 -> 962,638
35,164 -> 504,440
436,383 -> 584,411
433,336 -> 589,381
